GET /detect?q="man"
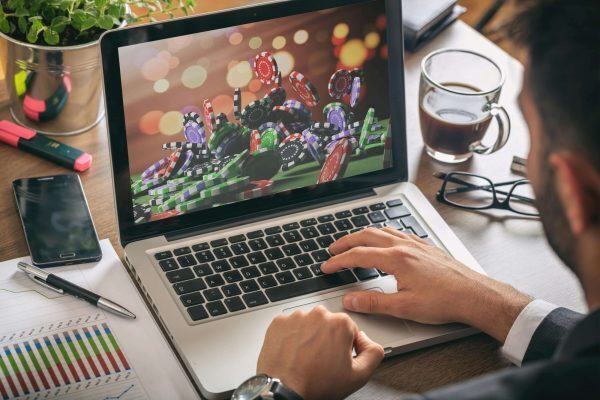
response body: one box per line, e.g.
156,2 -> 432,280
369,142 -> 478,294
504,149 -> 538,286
254,0 -> 600,398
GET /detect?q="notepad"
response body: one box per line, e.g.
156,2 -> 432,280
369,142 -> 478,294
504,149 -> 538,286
0,239 -> 199,400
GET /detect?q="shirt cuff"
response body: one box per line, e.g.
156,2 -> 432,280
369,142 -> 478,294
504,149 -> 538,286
501,299 -> 558,366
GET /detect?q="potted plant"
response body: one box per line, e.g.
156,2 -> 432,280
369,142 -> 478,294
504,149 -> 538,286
0,0 -> 195,135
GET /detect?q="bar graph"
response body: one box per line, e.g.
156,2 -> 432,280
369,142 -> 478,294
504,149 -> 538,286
0,321 -> 144,399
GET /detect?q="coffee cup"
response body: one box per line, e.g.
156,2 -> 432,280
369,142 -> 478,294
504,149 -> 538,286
419,49 -> 511,163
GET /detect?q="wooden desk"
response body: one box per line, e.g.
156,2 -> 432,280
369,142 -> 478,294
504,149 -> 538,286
0,17 -> 586,399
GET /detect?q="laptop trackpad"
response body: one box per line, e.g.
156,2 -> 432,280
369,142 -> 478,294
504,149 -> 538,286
282,288 -> 413,347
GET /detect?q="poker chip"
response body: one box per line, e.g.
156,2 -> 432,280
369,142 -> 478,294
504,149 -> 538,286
328,69 -> 352,99
260,128 -> 280,150
162,142 -> 205,151
215,132 -> 246,159
241,99 -> 271,129
163,149 -> 182,179
350,76 -> 361,108
278,138 -> 307,171
289,71 -> 320,107
184,111 -> 202,125
326,106 -> 347,131
281,133 -> 304,143
254,51 -> 278,84
176,150 -> 195,176
210,150 -> 248,179
310,121 -> 341,137
178,176 -> 226,203
141,156 -> 169,180
185,161 -> 215,177
241,148 -> 282,180
208,122 -> 239,151
215,113 -> 228,127
317,138 -> 351,184
148,182 -> 186,196
383,135 -> 393,169
326,136 -> 358,154
203,99 -> 216,135
133,204 -> 151,224
359,107 -> 376,149
132,177 -> 165,195
282,99 -> 312,121
250,129 -> 262,153
236,180 -> 273,200
150,210 -> 180,222
233,88 -> 242,120
265,87 -> 286,106
302,129 -> 324,164
183,121 -> 206,144
275,70 -> 282,88
277,122 -> 291,138
270,106 -> 301,124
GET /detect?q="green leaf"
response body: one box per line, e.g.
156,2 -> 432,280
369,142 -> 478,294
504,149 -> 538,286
96,14 -> 113,30
43,28 -> 59,45
51,16 -> 69,33
17,16 -> 27,34
0,18 -> 10,34
95,0 -> 108,8
80,15 -> 96,32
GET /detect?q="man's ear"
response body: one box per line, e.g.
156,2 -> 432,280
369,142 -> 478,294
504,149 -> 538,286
549,152 -> 600,236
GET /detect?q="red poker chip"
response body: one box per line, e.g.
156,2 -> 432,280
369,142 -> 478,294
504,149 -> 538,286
328,69 -> 353,99
254,51 -> 279,84
150,209 -> 181,222
250,129 -> 262,153
289,71 -> 320,107
317,138 -> 351,184
203,99 -> 216,135
236,180 -> 273,200
281,133 -> 303,143
164,149 -> 182,179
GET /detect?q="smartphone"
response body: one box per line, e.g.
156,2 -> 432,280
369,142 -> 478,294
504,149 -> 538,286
13,174 -> 102,267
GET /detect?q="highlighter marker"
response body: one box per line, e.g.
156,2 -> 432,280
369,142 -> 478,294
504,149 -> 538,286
0,120 -> 92,172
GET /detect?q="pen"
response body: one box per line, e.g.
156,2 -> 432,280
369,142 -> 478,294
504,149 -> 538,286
17,262 -> 136,319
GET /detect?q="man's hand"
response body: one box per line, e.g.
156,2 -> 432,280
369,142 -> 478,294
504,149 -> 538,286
257,306 -> 384,400
322,228 -> 532,343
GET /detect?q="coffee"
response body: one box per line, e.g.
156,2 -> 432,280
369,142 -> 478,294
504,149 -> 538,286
419,83 -> 492,156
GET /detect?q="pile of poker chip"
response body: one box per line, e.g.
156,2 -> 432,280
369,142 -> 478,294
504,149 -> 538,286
131,51 -> 389,222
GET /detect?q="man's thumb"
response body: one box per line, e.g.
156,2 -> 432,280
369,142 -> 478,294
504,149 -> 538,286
343,291 -> 396,315
352,330 -> 384,379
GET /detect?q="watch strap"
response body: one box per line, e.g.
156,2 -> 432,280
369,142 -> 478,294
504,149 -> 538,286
271,380 -> 304,400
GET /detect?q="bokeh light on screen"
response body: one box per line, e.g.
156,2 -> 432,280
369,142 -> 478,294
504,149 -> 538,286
249,36 -> 262,49
339,39 -> 367,67
212,94 -> 234,115
199,36 -> 214,50
380,44 -> 388,59
158,51 -> 171,61
132,47 -> 158,68
169,56 -> 180,69
159,111 -> 183,136
248,79 -> 262,92
181,65 -> 208,88
138,110 -> 163,135
153,79 -> 170,93
226,61 -> 253,88
197,57 -> 211,68
272,36 -> 286,50
364,32 -> 380,49
229,32 -> 243,45
142,57 -> 169,81
167,35 -> 192,52
241,91 -> 258,106
376,14 -> 386,30
273,51 -> 295,77
227,60 -> 239,70
333,23 -> 349,39
181,105 -> 202,115
293,30 -> 309,45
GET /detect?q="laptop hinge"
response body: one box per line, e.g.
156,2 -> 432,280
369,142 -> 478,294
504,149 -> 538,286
165,187 -> 377,242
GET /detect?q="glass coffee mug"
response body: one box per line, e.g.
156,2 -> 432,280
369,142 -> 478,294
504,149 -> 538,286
419,49 -> 511,163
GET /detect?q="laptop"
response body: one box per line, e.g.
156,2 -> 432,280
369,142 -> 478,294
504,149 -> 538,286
100,0 -> 485,398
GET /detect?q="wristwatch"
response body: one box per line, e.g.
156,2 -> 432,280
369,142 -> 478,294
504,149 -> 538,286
231,374 -> 304,400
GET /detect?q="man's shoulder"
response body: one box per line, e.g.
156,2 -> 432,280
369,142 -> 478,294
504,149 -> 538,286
417,356 -> 600,400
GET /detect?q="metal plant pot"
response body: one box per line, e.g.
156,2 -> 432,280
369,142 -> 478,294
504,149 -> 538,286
0,22 -> 124,136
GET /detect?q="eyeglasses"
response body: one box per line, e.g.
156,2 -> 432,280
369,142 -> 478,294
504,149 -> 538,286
434,172 -> 539,217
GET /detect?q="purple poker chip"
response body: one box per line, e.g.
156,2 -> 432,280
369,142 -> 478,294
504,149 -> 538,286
350,76 -> 361,108
326,136 -> 358,153
184,122 -> 205,144
302,129 -> 323,164
326,107 -> 347,131
177,150 -> 195,175
330,130 -> 353,142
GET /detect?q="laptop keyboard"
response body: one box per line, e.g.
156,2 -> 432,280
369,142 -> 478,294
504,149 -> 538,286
152,198 -> 430,323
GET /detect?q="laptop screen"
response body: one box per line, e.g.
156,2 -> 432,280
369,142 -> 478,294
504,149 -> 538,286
118,0 -> 392,225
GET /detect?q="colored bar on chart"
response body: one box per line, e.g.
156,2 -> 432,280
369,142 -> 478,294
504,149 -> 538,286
33,339 -> 60,387
93,325 -> 121,373
23,341 -> 50,390
0,354 -> 19,398
103,323 -> 131,370
63,332 -> 91,380
72,329 -> 101,378
82,327 -> 111,375
3,346 -> 29,395
53,334 -> 81,383
13,344 -> 40,392
43,337 -> 71,385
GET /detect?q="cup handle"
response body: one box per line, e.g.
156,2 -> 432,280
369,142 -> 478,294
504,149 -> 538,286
469,103 -> 511,155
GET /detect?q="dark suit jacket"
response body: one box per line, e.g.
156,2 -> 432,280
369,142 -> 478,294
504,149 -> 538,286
413,307 -> 600,399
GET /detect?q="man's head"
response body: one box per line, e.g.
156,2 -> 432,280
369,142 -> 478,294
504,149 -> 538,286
506,0 -> 600,277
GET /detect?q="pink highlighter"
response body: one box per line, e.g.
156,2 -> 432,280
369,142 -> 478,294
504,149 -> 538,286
0,120 -> 92,172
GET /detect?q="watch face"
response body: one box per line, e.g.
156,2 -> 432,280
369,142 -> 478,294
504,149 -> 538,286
233,374 -> 270,400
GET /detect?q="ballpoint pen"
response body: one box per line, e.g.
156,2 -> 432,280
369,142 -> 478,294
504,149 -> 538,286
17,262 -> 136,319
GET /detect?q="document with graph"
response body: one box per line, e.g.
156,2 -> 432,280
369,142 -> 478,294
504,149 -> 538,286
0,239 -> 199,400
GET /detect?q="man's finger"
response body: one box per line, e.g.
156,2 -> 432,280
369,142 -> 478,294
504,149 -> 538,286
352,330 -> 384,380
381,227 -> 430,245
329,228 -> 399,255
342,290 -> 400,316
321,247 -> 390,274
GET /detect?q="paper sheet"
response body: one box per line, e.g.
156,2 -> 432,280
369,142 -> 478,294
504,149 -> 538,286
0,239 -> 199,400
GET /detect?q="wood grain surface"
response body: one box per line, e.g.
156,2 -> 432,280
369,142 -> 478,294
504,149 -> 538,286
0,6 -> 586,398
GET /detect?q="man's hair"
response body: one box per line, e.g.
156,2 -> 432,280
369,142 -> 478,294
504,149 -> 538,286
504,0 -> 599,169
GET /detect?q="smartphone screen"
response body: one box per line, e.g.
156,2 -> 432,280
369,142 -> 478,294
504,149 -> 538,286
13,174 -> 102,267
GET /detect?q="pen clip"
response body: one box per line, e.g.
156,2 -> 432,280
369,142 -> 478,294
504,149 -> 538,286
25,273 -> 64,294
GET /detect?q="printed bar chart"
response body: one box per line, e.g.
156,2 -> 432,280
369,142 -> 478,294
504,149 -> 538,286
0,322 -> 134,399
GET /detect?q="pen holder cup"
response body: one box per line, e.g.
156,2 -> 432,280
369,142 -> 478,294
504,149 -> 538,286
0,33 -> 105,136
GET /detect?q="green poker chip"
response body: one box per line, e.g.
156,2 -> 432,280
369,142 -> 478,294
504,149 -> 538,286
359,107 -> 376,149
205,150 -> 249,180
176,176 -> 251,212
259,128 -> 279,150
208,122 -> 240,151
241,148 -> 282,181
